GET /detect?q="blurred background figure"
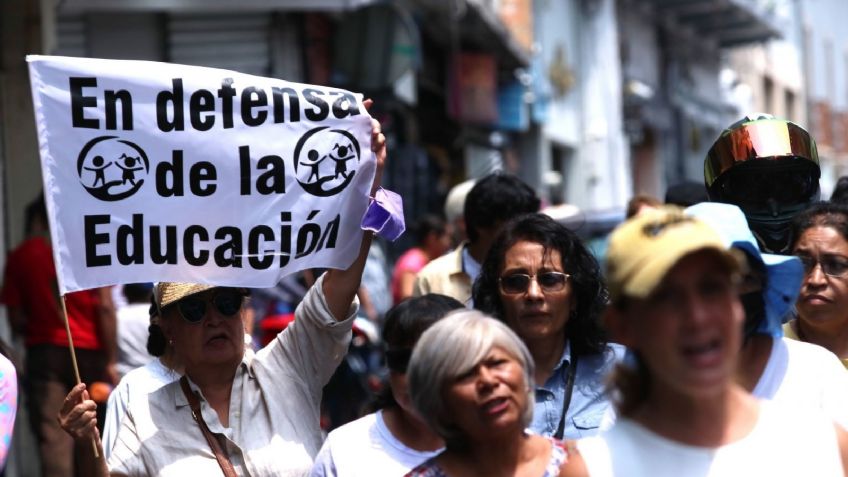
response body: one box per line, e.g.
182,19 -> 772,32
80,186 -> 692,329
414,172 -> 540,305
358,241 -> 392,324
252,273 -> 309,347
664,181 -> 708,208
830,176 -> 848,204
705,114 -> 821,254
625,194 -> 661,219
687,202 -> 848,429
1,194 -> 116,477
443,179 -> 476,247
473,213 -> 623,439
406,311 -> 576,476
391,215 -> 452,306
311,294 -> 463,477
582,207 -> 848,476
115,283 -> 154,378
789,201 -> 848,369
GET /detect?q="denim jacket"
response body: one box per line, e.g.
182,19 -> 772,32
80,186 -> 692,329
529,342 -> 625,439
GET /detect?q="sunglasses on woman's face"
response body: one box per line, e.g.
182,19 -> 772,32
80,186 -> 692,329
796,253 -> 848,277
175,289 -> 244,324
498,271 -> 570,295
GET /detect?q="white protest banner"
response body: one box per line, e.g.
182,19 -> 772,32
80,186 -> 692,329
28,55 -> 375,294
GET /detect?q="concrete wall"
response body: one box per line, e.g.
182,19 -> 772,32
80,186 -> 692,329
2,0 -> 45,251
531,0 -> 629,210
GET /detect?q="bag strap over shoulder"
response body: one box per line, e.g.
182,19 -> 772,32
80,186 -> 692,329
179,376 -> 238,477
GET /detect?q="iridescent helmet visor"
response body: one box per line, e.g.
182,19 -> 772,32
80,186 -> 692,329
705,119 -> 820,188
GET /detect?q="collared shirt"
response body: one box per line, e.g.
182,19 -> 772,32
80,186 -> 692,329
460,246 -> 481,286
108,274 -> 355,477
530,342 -> 624,439
412,243 -> 472,306
102,358 -> 178,461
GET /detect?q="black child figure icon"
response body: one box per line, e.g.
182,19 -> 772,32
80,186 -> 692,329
300,149 -> 327,183
116,154 -> 144,186
331,143 -> 355,179
83,155 -> 112,187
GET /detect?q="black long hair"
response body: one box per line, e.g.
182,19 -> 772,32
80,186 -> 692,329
472,213 -> 609,356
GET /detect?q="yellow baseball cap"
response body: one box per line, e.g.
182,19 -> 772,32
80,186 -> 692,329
606,206 -> 742,303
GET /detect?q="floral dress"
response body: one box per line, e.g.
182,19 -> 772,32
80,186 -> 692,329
404,436 -> 569,477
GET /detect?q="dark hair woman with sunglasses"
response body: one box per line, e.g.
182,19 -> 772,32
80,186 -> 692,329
57,115 -> 387,477
311,294 -> 464,477
472,213 -> 624,440
789,201 -> 848,369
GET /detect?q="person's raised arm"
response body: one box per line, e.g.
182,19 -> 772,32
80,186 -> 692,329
323,103 -> 386,321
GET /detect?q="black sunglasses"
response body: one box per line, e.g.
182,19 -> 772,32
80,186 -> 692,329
174,288 -> 245,324
498,272 -> 570,295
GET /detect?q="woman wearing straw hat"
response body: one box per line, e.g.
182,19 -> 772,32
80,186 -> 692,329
57,116 -> 387,477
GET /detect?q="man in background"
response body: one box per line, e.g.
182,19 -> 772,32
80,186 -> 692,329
443,179 -> 476,246
413,172 -> 540,305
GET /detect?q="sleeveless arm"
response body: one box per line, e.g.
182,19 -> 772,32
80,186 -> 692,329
836,424 -> 848,477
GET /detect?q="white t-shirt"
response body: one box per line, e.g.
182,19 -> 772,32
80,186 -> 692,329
310,410 -> 442,477
579,402 -> 843,477
102,358 -> 178,460
753,336 -> 848,429
117,303 -> 155,377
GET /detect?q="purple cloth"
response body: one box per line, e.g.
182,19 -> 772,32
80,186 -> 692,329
361,187 -> 405,241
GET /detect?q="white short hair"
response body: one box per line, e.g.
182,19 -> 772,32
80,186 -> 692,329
444,179 -> 476,223
407,309 -> 535,447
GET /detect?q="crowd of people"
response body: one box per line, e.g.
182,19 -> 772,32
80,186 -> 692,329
0,109 -> 847,477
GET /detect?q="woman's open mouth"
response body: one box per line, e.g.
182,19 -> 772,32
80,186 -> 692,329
481,397 -> 509,415
680,339 -> 722,368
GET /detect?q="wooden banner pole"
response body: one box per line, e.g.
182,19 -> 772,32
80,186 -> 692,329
59,295 -> 100,458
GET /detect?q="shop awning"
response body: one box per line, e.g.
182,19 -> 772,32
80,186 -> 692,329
650,0 -> 782,47
58,0 -> 378,13
413,0 -> 531,70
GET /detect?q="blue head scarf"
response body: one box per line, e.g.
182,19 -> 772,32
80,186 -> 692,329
686,202 -> 802,337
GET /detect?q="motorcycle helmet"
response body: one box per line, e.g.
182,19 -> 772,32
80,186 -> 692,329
705,114 -> 820,254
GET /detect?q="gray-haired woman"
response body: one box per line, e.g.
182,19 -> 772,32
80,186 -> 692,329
404,310 -> 584,476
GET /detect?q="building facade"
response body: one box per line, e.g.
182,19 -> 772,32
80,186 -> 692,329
618,0 -> 781,200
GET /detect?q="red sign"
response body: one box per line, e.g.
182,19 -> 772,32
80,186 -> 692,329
448,53 -> 498,125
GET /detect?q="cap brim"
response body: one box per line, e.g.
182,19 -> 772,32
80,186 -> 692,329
625,245 -> 742,299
